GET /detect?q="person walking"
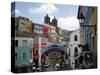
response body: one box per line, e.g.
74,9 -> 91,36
79,54 -> 84,69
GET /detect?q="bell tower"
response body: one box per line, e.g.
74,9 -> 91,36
51,16 -> 58,27
44,14 -> 50,24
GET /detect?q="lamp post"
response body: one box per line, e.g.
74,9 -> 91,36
78,13 -> 84,26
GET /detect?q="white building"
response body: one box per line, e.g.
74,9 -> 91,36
15,37 -> 33,49
69,29 -> 82,69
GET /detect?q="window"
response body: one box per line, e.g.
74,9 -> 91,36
23,52 -> 26,60
23,40 -> 27,46
19,20 -> 25,32
19,23 -> 25,31
74,35 -> 78,41
29,40 -> 32,48
15,40 -> 18,47
30,50 -> 32,59
15,53 -> 17,60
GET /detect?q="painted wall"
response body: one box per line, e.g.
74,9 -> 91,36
78,6 -> 97,68
15,37 -> 33,49
24,20 -> 32,33
33,23 -> 43,35
69,29 -> 81,69
18,16 -> 33,33
82,7 -> 93,45
15,37 -> 33,66
88,7 -> 97,67
15,46 -> 31,65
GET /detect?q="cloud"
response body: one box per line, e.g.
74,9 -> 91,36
58,16 -> 79,31
29,4 -> 58,14
15,9 -> 20,15
11,9 -> 20,17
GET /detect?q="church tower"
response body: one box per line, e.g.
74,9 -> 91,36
51,16 -> 58,27
44,14 -> 50,24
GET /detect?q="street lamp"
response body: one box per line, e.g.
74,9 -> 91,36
78,13 -> 85,25
78,13 -> 96,28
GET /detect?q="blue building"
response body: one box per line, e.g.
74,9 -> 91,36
77,6 -> 97,68
15,36 -> 33,72
15,46 -> 31,65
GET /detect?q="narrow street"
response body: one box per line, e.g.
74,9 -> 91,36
11,2 -> 97,73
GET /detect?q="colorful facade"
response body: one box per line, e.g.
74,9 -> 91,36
15,46 -> 31,65
69,29 -> 81,69
14,16 -> 34,72
18,16 -> 33,33
33,23 -> 44,36
77,6 -> 97,68
15,37 -> 33,66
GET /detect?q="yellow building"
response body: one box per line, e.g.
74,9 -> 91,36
58,27 -> 64,36
89,7 -> 97,67
18,16 -> 33,33
50,26 -> 56,34
24,20 -> 32,33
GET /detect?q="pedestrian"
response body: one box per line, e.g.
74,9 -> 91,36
41,53 -> 46,71
79,55 -> 84,69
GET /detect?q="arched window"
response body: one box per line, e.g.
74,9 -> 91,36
74,35 -> 78,41
74,47 -> 78,57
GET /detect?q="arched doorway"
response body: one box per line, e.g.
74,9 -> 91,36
44,44 -> 66,70
74,47 -> 79,69
74,47 -> 78,57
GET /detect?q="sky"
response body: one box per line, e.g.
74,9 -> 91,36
11,2 -> 80,31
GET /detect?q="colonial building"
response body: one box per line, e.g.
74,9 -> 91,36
57,27 -> 64,44
16,16 -> 33,33
32,23 -> 47,67
14,16 -> 34,72
77,6 -> 97,68
32,23 -> 44,36
44,14 -> 58,35
43,24 -> 57,42
56,28 -> 70,52
68,29 -> 81,69
15,36 -> 34,72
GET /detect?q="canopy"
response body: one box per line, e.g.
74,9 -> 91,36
44,44 -> 66,55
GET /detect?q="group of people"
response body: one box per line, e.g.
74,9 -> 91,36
79,53 -> 93,69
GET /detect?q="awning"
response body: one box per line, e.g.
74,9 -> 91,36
44,44 -> 66,55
